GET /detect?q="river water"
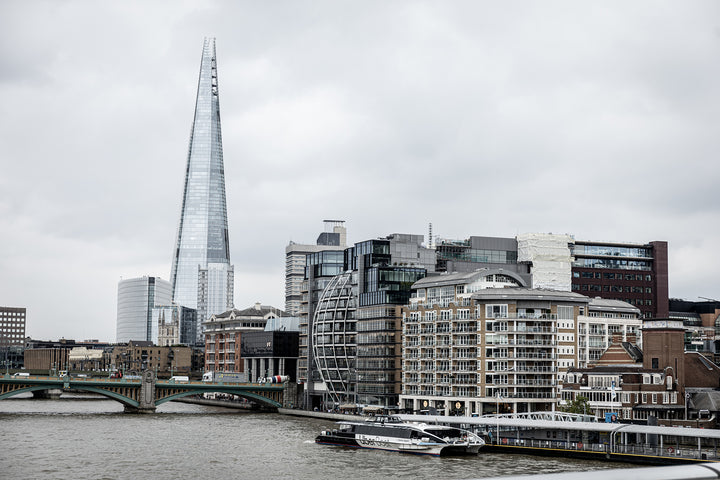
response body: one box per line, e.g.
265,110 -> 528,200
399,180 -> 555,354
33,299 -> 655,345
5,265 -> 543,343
0,394 -> 618,480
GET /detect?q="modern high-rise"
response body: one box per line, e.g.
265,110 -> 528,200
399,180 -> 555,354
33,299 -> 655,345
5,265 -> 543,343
285,220 -> 347,316
435,233 -> 669,318
1,306 -> 26,370
0,307 -> 26,347
170,37 -> 234,342
116,276 -> 172,343
303,233 -> 433,410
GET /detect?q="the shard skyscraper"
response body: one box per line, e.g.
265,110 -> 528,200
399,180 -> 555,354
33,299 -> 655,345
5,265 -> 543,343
170,37 -> 234,343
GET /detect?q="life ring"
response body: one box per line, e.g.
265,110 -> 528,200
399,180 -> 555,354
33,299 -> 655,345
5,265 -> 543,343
577,442 -> 583,449
667,447 -> 674,454
502,438 -> 507,445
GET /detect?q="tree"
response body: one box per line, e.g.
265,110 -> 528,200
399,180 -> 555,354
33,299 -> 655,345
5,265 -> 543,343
560,395 -> 593,415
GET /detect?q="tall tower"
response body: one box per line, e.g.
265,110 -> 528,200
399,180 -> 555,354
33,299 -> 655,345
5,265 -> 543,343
116,276 -> 172,343
170,37 -> 233,342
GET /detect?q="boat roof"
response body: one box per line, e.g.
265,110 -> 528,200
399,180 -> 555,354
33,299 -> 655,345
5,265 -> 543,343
398,414 -> 720,440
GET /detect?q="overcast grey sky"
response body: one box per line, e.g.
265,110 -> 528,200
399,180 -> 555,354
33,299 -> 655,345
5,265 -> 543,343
1,1 -> 718,341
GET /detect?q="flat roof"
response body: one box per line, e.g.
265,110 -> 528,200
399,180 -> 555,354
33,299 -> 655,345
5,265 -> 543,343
397,414 -> 720,440
470,288 -> 589,304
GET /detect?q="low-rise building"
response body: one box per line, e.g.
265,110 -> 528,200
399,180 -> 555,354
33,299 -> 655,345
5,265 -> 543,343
240,330 -> 299,382
203,303 -> 288,374
24,338 -> 112,372
561,319 -> 720,425
110,341 -> 192,376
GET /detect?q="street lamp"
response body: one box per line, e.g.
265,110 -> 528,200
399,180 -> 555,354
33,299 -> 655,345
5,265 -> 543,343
496,392 -> 502,444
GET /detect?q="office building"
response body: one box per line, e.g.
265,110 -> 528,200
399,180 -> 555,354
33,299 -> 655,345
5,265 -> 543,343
0,306 -> 26,347
285,220 -> 347,316
241,330 -> 299,383
570,240 -> 668,319
304,234 -> 432,410
1,306 -> 26,370
435,233 -> 669,318
116,276 -> 172,343
170,37 -> 234,342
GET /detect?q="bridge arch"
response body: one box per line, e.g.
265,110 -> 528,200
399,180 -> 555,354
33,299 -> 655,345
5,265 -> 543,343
155,388 -> 281,408
0,384 -> 140,408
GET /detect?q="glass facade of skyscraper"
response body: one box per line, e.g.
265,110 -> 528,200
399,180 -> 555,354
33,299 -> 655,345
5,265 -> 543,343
170,38 -> 233,340
116,276 -> 172,343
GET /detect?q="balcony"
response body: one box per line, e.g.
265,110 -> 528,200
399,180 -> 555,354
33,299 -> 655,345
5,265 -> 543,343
486,339 -> 557,346
489,326 -> 558,334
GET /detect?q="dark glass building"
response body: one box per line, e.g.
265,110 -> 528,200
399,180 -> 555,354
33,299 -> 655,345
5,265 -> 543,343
570,240 -> 668,318
240,330 -> 299,382
309,236 -> 430,409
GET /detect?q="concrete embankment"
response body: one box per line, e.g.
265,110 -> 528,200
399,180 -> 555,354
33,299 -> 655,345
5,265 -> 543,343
278,407 -> 360,421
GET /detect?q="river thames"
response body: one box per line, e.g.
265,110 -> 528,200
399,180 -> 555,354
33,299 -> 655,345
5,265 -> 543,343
0,394 -> 618,480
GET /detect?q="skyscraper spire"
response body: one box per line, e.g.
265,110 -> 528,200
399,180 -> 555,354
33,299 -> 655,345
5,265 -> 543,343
170,37 -> 234,342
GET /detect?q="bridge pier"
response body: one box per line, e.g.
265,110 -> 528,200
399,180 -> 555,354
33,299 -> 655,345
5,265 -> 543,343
282,381 -> 298,409
123,404 -> 157,414
122,370 -> 158,413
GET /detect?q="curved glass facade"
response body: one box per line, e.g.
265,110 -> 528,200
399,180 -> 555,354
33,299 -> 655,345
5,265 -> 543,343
116,277 -> 172,343
170,38 -> 232,337
311,271 -> 357,405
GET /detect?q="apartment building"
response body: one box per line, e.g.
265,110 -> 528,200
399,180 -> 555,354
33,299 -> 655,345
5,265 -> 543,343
577,298 -> 642,368
400,270 -> 588,415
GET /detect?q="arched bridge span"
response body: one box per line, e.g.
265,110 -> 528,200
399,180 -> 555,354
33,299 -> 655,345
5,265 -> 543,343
0,372 -> 293,413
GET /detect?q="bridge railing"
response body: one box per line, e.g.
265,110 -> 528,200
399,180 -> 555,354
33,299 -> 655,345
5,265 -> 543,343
494,437 -> 720,461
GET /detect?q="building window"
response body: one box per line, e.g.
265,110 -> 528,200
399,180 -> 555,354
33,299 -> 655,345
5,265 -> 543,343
485,304 -> 508,318
651,358 -> 659,369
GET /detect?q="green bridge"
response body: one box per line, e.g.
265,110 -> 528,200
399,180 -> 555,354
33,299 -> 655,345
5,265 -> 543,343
0,372 -> 296,413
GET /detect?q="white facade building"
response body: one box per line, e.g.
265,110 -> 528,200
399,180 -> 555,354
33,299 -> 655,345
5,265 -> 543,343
577,298 -> 642,368
517,233 -> 574,292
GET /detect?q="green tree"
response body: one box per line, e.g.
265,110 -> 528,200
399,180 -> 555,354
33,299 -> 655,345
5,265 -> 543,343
560,396 -> 593,415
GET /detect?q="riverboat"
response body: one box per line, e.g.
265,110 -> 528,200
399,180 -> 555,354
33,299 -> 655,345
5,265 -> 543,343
315,415 -> 485,456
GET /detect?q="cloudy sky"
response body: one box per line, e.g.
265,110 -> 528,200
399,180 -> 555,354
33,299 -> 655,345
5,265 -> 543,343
1,1 -> 718,341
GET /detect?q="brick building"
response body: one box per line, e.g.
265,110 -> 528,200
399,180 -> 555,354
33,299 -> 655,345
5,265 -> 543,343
203,303 -> 287,374
570,240 -> 668,319
561,319 -> 720,425
110,341 -> 192,377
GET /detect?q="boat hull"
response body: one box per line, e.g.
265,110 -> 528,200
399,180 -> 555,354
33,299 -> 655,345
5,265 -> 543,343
315,433 -> 481,457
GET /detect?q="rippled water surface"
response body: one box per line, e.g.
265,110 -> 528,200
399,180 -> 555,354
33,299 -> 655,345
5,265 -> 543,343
0,395 -> 618,480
